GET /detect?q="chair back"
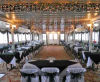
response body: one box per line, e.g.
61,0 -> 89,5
23,63 -> 40,70
66,67 -> 86,82
20,69 -> 39,82
41,67 -> 60,82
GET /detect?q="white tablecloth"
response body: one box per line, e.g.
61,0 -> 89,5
82,51 -> 86,60
86,57 -> 93,67
74,47 -> 83,53
0,58 -> 4,63
66,64 -> 86,82
0,57 -> 16,66
18,51 -> 24,58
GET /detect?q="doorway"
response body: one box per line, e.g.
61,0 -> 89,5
47,32 -> 59,45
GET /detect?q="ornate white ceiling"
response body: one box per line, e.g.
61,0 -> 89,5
0,0 -> 99,33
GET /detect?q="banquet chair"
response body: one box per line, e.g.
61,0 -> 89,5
65,64 -> 86,82
22,62 -> 40,70
0,58 -> 5,69
20,63 -> 40,82
20,69 -> 39,82
41,67 -> 60,82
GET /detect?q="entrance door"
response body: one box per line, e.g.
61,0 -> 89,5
47,32 -> 59,45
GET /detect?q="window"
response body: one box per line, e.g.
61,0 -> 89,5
14,34 -> 18,42
69,35 -> 72,41
0,32 -> 7,44
49,34 -> 53,40
9,33 -> 12,43
82,33 -> 85,41
21,34 -> 25,41
26,34 -> 30,41
78,33 -> 81,41
3,33 -> 7,44
91,32 -> 99,43
95,32 -> 99,43
43,34 -> 46,40
75,34 -> 78,40
54,33 -> 57,39
85,33 -> 89,41
19,34 -> 22,41
60,34 -> 64,40
34,34 -> 38,41
36,35 -> 39,41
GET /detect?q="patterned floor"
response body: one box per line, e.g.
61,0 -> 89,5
34,45 -> 72,60
0,45 -> 100,82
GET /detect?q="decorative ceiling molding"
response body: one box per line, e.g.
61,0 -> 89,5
0,3 -> 100,12
0,0 -> 100,4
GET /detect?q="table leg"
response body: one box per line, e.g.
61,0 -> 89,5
11,64 -> 13,69
92,63 -> 95,71
6,63 -> 8,70
6,64 -> 10,71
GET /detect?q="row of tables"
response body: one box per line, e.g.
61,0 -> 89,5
0,41 -> 44,69
21,59 -> 86,82
82,51 -> 100,68
61,41 -> 100,69
21,59 -> 78,82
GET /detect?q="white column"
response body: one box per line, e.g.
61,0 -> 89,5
65,33 -> 68,43
38,33 -> 41,41
25,33 -> 27,42
39,33 -> 43,42
41,34 -> 43,42
46,33 -> 48,45
30,32 -> 32,41
11,28 -> 15,52
89,29 -> 93,51
67,33 -> 69,43
32,32 -> 34,41
58,32 -> 60,45
73,31 -> 75,44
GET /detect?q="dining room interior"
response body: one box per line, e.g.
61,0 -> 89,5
0,0 -> 100,82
